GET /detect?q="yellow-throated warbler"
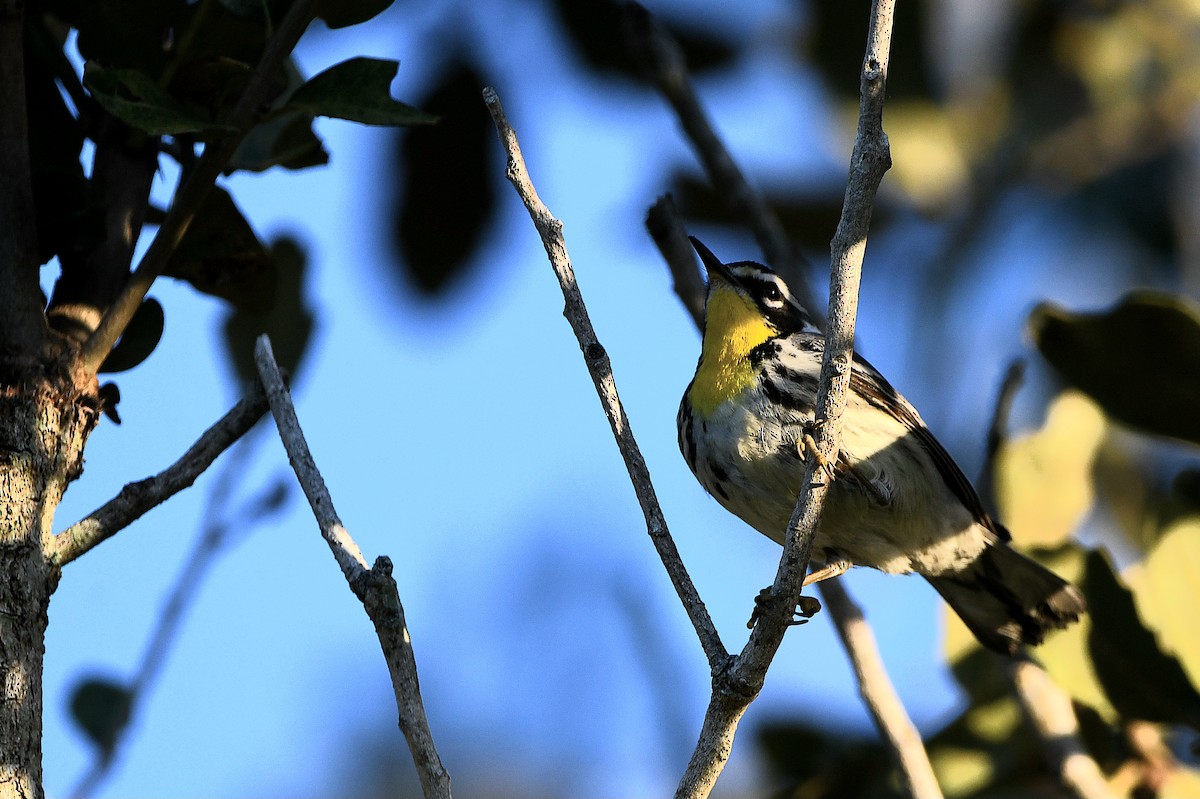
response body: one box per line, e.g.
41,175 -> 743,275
678,237 -> 1085,655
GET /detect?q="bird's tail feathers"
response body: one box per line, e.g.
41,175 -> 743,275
927,543 -> 1086,656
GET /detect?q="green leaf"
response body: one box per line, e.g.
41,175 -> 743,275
286,57 -> 436,127
84,64 -> 226,136
222,236 -> 316,387
228,112 -> 329,173
163,187 -> 275,312
994,391 -> 1106,548
1030,292 -> 1200,445
1033,546 -> 1200,728
98,298 -> 165,374
1125,513 -> 1200,693
69,676 -> 132,756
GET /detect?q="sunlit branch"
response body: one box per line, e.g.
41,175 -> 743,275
51,383 -> 269,566
482,86 -> 728,672
254,336 -> 452,799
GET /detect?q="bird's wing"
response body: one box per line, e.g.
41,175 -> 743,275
849,353 -> 1008,543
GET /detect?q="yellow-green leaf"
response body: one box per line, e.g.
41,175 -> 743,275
994,391 -> 1106,548
1124,514 -> 1200,689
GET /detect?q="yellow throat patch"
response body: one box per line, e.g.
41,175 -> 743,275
690,284 -> 776,417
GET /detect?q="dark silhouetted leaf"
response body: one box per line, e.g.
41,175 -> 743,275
1083,549 -> 1200,729
554,0 -> 737,81
84,64 -> 227,136
163,186 -> 274,312
315,0 -> 396,29
98,298 -> 164,374
222,236 -> 316,387
167,56 -> 255,121
1030,292 -> 1200,445
228,112 -> 329,173
98,383 -> 122,424
227,59 -> 328,173
217,0 -> 395,30
24,25 -> 102,266
69,676 -> 132,756
287,58 -> 436,126
390,57 -> 495,295
180,2 -> 278,77
44,0 -> 187,73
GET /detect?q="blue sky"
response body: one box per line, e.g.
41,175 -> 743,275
39,2 -> 1150,796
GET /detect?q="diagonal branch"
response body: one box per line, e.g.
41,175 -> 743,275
623,2 -> 823,321
482,88 -> 728,671
677,2 -> 898,796
818,578 -> 942,799
647,194 -> 705,330
253,336 -> 451,799
644,3 -> 934,795
77,0 -> 321,378
50,382 -> 269,566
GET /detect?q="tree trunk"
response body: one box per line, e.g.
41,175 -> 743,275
0,372 -> 98,799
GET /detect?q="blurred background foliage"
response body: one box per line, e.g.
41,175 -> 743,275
24,0 -> 1200,795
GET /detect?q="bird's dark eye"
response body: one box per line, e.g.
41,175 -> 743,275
764,285 -> 782,302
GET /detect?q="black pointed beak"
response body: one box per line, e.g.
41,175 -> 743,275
689,236 -> 733,285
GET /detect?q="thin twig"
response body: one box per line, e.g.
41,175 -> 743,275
646,194 -> 705,329
645,1 -> 919,794
68,444 -> 282,799
483,87 -> 728,672
980,367 -> 1109,799
253,335 -> 451,799
819,579 -> 942,799
78,0 -> 321,377
1009,659 -> 1115,799
623,3 -> 823,322
677,2 -> 897,795
50,382 -> 270,566
977,358 -> 1025,517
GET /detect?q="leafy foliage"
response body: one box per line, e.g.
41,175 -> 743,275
69,676 -> 132,758
389,56 -> 495,295
1031,293 -> 1200,445
286,57 -> 437,126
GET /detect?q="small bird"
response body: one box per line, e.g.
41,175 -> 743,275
678,237 -> 1085,655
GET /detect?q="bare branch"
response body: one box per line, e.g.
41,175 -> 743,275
68,448 -> 281,799
1010,659 -> 1116,799
78,0 -> 321,378
642,19 -> 938,786
979,367 -> 1109,799
977,358 -> 1025,516
819,579 -> 942,799
482,88 -> 728,670
623,3 -> 822,321
678,2 -> 898,795
253,336 -> 451,799
50,382 -> 269,566
646,194 -> 705,329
